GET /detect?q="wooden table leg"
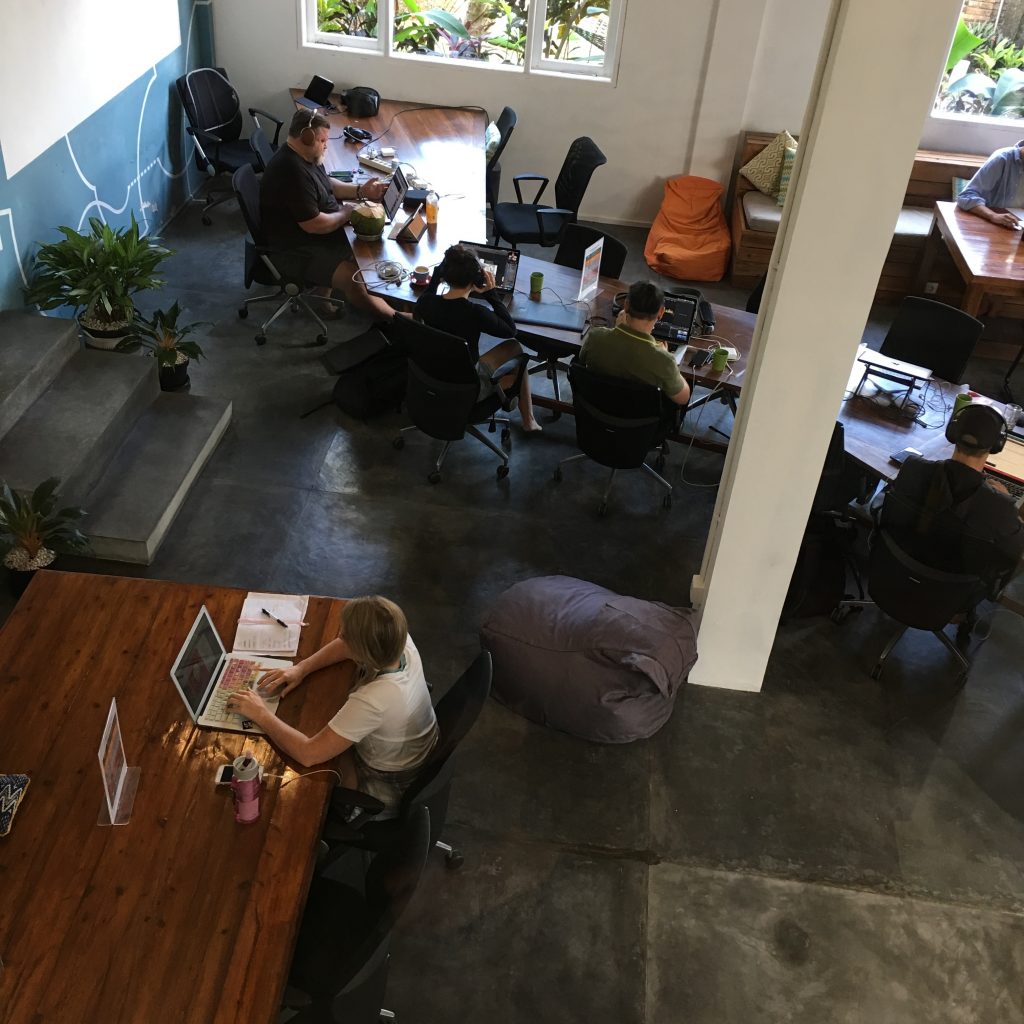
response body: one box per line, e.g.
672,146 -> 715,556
913,222 -> 942,295
961,283 -> 986,317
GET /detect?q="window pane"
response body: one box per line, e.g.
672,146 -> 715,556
318,0 -> 379,39
541,0 -> 611,66
935,0 -> 1024,119
392,1 -> 529,66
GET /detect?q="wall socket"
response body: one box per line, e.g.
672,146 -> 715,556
923,281 -> 938,295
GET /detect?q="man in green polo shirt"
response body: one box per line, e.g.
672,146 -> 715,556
579,281 -> 691,407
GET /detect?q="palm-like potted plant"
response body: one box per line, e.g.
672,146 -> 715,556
0,478 -> 88,596
117,302 -> 209,391
25,213 -> 172,349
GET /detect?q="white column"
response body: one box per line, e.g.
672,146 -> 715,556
689,0 -> 965,691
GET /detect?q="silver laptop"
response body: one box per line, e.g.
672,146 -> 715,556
381,165 -> 409,222
169,606 -> 285,734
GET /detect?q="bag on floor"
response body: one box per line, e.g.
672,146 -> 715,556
783,515 -> 850,620
331,329 -> 407,419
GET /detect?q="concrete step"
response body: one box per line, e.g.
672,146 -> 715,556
84,394 -> 232,564
0,349 -> 158,504
0,312 -> 80,442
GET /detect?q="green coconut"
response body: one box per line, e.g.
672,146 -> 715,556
350,201 -> 387,241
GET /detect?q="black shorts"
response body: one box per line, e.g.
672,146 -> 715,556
275,232 -> 354,288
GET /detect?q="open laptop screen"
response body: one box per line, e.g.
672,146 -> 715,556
381,165 -> 409,222
170,608 -> 224,719
458,241 -> 520,293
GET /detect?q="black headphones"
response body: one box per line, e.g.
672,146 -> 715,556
299,110 -> 318,145
945,402 -> 1008,454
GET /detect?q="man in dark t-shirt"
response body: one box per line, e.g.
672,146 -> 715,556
260,110 -> 396,319
880,403 -> 1023,601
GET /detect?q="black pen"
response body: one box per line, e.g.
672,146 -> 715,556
262,607 -> 289,628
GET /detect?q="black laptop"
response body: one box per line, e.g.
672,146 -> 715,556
295,75 -> 335,110
651,294 -> 697,345
458,240 -> 520,293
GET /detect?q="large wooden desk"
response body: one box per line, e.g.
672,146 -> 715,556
0,571 -> 352,1024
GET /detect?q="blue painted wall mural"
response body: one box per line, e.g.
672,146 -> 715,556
0,0 -> 214,314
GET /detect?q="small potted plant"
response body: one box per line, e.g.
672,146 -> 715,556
117,302 -> 209,391
0,478 -> 88,597
25,213 -> 172,349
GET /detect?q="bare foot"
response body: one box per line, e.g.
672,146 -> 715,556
521,419 -> 543,434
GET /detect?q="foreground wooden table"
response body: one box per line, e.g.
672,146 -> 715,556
0,572 -> 351,1024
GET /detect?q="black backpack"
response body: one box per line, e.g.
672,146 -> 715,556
330,328 -> 407,420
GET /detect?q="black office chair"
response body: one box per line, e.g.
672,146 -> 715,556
284,805 -> 430,1023
248,126 -> 276,173
554,360 -> 674,517
175,67 -> 283,225
834,529 -> 983,686
492,137 -> 607,247
231,164 -> 329,347
554,223 -> 628,279
486,106 -> 518,215
879,296 -> 983,384
321,651 -> 493,871
382,317 -> 528,484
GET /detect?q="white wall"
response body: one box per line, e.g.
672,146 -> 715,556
212,0 -> 720,226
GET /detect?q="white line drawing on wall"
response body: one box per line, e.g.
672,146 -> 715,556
0,209 -> 28,286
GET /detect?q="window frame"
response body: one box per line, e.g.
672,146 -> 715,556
301,0 -> 627,83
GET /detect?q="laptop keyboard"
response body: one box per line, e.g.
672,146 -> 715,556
204,658 -> 262,723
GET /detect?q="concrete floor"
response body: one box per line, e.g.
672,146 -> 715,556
8,201 -> 1024,1022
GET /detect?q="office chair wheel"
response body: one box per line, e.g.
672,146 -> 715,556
496,464 -> 510,480
553,466 -> 563,483
316,333 -> 328,346
237,306 -> 248,320
393,437 -> 405,450
831,605 -> 851,624
201,214 -> 212,227
501,427 -> 511,449
870,662 -> 884,681
597,501 -> 608,518
445,849 -> 464,870
662,493 -> 672,510
654,455 -> 666,473
428,470 -> 442,485
255,334 -> 267,347
488,420 -> 497,433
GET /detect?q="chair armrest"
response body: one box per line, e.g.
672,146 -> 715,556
513,174 -> 549,205
184,125 -> 223,174
186,124 -> 225,146
536,207 -> 573,246
249,107 -> 284,146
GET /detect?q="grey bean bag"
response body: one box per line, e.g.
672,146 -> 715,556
480,575 -> 697,742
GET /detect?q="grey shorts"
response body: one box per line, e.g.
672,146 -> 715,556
275,232 -> 354,288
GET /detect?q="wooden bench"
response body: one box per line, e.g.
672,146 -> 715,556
728,131 -> 986,303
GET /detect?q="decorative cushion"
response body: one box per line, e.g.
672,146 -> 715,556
739,131 -> 798,197
485,121 -> 501,159
0,774 -> 30,836
742,190 -> 783,233
952,176 -> 970,200
776,144 -> 797,207
894,206 -> 935,238
480,575 -> 697,743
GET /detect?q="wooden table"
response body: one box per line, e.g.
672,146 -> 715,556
0,571 -> 352,1024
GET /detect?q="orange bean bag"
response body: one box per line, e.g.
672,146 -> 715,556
644,175 -> 731,282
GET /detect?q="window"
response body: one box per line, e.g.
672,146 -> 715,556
934,1 -> 1024,120
304,0 -> 626,80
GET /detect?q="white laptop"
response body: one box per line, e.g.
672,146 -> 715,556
169,606 -> 289,734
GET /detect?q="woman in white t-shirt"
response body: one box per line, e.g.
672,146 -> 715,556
229,596 -> 438,817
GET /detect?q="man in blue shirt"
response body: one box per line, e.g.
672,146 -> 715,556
956,141 -> 1024,228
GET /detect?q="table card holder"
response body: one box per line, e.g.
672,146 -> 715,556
97,698 -> 140,826
577,237 -> 603,301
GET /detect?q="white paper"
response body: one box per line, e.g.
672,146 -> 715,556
577,237 -> 604,301
233,592 -> 310,656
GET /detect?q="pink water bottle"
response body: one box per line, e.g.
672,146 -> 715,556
230,754 -> 261,824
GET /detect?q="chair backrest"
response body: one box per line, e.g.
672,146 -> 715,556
568,360 -> 667,470
554,137 -> 607,214
175,67 -> 243,145
383,315 -> 481,441
879,296 -> 983,384
395,651 -> 492,843
232,164 -> 265,243
327,806 -> 430,1023
555,223 -> 628,279
249,126 -> 275,173
487,106 -> 518,172
868,529 -> 984,630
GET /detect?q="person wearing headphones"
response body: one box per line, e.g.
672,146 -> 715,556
956,140 -> 1024,229
579,280 -> 691,407
416,244 -> 542,432
880,402 -> 1023,619
260,109 -> 397,320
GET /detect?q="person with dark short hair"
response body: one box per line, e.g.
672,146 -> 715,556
416,244 -> 541,432
880,402 -> 1023,605
578,280 -> 691,406
259,109 -> 398,319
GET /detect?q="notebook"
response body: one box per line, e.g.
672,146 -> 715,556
169,606 -> 289,734
507,294 -> 587,333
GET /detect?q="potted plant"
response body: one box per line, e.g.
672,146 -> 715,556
25,213 -> 172,350
117,302 -> 209,391
0,478 -> 88,597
